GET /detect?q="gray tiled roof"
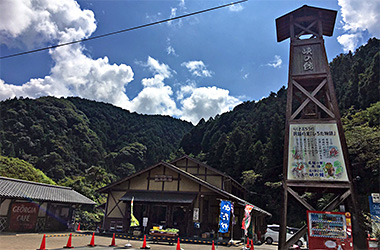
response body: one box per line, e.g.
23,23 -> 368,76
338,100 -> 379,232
0,177 -> 96,205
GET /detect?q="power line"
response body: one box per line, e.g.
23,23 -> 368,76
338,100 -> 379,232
0,0 -> 248,60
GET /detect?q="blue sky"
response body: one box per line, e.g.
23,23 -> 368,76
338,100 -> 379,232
0,0 -> 378,124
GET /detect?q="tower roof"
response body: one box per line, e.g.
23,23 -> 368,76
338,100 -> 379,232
276,5 -> 337,42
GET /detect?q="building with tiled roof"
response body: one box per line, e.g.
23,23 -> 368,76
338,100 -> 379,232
0,177 -> 95,232
97,155 -> 271,240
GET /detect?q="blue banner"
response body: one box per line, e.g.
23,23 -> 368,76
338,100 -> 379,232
369,195 -> 380,224
219,200 -> 231,233
369,196 -> 380,216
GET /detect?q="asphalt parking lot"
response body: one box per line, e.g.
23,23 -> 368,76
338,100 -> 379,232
0,232 -> 280,250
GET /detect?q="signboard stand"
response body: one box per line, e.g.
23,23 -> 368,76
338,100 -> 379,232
275,5 -> 367,249
143,217 -> 148,234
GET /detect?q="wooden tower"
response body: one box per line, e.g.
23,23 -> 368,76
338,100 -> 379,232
275,5 -> 366,249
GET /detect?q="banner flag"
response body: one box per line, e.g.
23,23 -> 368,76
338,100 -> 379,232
218,200 -> 232,233
130,197 -> 140,227
241,204 -> 254,236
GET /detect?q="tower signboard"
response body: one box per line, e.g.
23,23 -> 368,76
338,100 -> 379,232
275,5 -> 367,249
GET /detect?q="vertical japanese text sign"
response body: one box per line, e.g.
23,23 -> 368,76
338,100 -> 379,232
219,200 -> 232,233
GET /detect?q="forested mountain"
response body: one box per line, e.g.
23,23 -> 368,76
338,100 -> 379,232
332,38 -> 379,112
0,38 -> 378,228
0,155 -> 55,185
179,38 -> 379,225
0,97 -> 193,186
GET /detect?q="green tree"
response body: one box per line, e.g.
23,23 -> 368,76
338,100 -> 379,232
0,155 -> 55,184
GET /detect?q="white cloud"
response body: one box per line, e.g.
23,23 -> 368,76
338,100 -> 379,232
176,81 -> 196,101
129,85 -> 179,116
178,85 -> 241,124
167,46 -> 177,56
0,0 -> 133,108
167,7 -> 182,27
0,43 -> 134,107
266,55 -> 282,68
337,33 -> 362,53
130,58 -> 241,124
128,57 -> 180,116
181,61 -> 213,77
170,8 -> 177,19
337,0 -> 380,52
146,56 -> 173,79
166,37 -> 178,56
228,4 -> 244,12
179,0 -> 186,9
0,0 -> 96,48
0,0 -> 242,126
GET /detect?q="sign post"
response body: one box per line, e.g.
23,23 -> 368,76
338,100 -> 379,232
143,217 -> 148,234
275,5 -> 367,249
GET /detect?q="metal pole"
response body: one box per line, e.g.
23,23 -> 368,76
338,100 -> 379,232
230,202 -> 235,244
230,220 -> 234,243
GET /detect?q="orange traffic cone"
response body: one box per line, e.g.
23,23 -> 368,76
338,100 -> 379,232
64,233 -> 74,248
88,232 -> 95,247
176,238 -> 181,250
109,233 -> 116,247
77,223 -> 80,231
37,234 -> 46,250
211,240 -> 216,250
140,235 -> 150,249
250,239 -> 254,250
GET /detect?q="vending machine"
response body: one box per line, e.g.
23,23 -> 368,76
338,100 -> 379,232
307,211 -> 353,250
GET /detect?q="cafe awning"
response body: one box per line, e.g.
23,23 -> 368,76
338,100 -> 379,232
120,190 -> 197,204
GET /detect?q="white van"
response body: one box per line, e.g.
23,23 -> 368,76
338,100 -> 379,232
264,224 -> 306,247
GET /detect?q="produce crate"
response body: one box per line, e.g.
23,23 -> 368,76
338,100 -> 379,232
149,229 -> 179,245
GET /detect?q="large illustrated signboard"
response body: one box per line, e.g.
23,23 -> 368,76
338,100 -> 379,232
288,123 -> 349,181
307,211 -> 353,250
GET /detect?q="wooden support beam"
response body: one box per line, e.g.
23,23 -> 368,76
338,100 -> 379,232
291,78 -> 327,120
295,20 -> 318,38
285,225 -> 307,249
107,193 -> 125,217
322,189 -> 351,211
287,181 -> 351,190
288,187 -> 315,211
279,183 -> 289,250
283,190 -> 351,249
293,80 -> 335,118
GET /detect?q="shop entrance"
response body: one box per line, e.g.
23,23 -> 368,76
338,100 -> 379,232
132,203 -> 191,236
151,205 -> 167,226
45,204 -> 71,231
172,205 -> 188,236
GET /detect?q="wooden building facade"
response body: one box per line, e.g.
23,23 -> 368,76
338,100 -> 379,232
0,177 -> 95,232
98,155 -> 271,239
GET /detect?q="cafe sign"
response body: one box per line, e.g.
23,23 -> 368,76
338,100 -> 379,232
9,202 -> 39,231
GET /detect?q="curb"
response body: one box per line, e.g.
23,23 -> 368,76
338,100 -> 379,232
106,233 -> 233,246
